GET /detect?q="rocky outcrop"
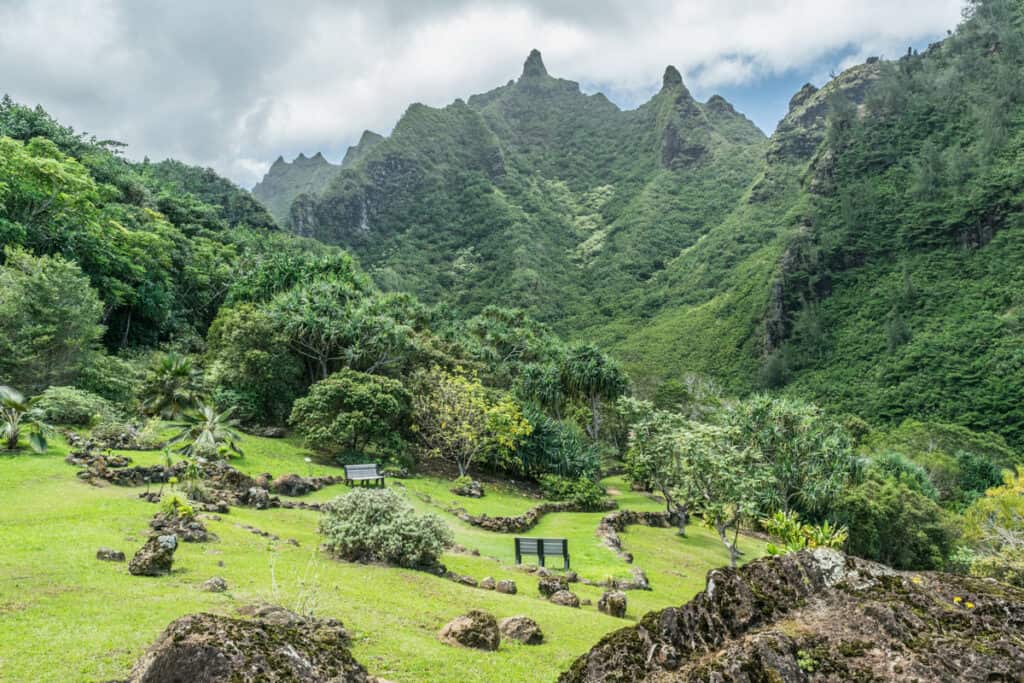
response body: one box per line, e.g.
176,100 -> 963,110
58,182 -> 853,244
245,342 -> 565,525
439,610 -> 501,651
128,535 -> 178,576
124,608 -> 367,682
560,549 -> 1024,682
499,616 -> 544,645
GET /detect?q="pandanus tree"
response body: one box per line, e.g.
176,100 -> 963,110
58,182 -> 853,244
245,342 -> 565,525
0,385 -> 51,452
562,343 -> 628,440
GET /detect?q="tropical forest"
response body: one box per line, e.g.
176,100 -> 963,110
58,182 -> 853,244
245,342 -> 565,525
1,1 -> 1023,681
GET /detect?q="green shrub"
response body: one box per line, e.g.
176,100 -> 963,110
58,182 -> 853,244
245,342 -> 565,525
829,475 -> 956,570
159,492 -> 195,520
33,386 -> 119,426
539,475 -> 608,510
89,419 -> 140,447
320,488 -> 452,569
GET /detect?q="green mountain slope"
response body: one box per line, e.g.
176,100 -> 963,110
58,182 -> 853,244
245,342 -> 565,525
266,49 -> 766,331
254,0 -> 1024,446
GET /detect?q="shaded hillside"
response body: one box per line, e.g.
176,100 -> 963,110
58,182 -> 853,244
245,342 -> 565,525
561,549 -> 1024,682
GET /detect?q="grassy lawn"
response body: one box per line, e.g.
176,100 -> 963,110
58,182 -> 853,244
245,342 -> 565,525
0,434 -> 763,683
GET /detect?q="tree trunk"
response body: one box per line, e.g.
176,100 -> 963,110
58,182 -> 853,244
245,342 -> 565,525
587,395 -> 601,440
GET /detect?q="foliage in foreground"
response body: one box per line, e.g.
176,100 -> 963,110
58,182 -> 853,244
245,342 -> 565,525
320,488 -> 453,570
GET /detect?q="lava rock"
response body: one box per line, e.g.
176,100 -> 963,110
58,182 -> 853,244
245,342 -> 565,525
496,579 -> 518,595
549,590 -> 580,608
560,549 -> 1024,683
439,610 -> 500,651
128,534 -> 177,576
597,590 -> 627,618
201,576 -> 228,593
269,473 -> 315,497
124,609 -> 367,682
479,576 -> 496,590
499,616 -> 544,645
538,575 -> 568,598
96,547 -> 126,562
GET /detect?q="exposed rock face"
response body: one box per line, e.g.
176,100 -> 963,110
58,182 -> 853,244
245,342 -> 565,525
496,579 -> 518,595
499,616 -> 544,645
125,609 -> 367,682
438,610 -> 501,651
549,590 -> 581,608
128,535 -> 177,576
560,549 -> 1024,682
597,591 -> 627,619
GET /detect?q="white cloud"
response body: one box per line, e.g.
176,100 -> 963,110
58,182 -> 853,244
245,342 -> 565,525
0,0 -> 965,186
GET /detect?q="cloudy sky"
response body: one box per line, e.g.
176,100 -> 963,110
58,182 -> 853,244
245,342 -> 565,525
0,0 -> 966,187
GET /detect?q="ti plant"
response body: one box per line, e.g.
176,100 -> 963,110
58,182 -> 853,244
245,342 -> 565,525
762,510 -> 849,555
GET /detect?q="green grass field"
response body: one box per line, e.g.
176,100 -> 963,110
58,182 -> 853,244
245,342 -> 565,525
0,432 -> 763,682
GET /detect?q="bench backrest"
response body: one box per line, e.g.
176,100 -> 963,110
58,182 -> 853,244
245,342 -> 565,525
515,537 -> 568,556
344,463 -> 380,478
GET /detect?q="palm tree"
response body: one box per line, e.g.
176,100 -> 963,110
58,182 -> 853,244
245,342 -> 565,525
1,386 -> 52,452
169,404 -> 243,459
142,352 -> 204,420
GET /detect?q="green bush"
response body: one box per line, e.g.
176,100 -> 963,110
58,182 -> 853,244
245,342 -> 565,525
320,488 -> 452,570
539,475 -> 608,510
33,386 -> 119,426
829,475 -> 957,570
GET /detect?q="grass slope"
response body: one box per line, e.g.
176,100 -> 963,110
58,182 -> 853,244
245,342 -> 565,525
0,433 -> 761,682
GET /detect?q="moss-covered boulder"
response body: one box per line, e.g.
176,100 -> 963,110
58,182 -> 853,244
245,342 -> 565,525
560,549 -> 1024,682
125,608 -> 368,682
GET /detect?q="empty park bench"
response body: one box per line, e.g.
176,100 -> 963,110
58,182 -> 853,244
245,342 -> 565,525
515,537 -> 570,569
343,463 -> 384,488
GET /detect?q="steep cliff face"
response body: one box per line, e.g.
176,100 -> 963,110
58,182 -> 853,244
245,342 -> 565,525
561,549 -> 1024,682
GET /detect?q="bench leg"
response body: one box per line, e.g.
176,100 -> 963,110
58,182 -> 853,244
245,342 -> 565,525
564,555 -> 570,570
515,549 -> 521,566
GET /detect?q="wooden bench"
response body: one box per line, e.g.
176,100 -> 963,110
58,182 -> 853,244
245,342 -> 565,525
515,537 -> 570,569
343,463 -> 384,488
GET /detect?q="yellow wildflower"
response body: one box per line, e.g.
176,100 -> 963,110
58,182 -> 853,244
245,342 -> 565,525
911,576 -> 922,584
966,602 -> 975,609
953,596 -> 962,604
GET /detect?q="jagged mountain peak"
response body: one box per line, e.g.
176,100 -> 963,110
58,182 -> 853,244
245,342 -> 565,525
521,48 -> 548,79
662,65 -> 684,90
